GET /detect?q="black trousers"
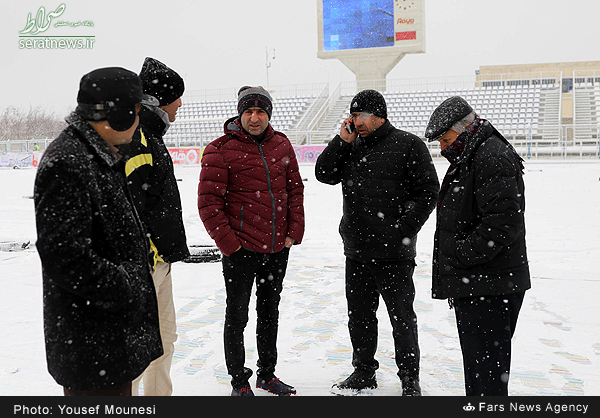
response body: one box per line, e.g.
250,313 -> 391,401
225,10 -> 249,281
454,291 -> 526,396
222,247 -> 290,389
345,257 -> 419,381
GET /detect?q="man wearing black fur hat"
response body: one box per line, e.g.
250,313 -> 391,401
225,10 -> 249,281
315,89 -> 439,395
119,57 -> 189,396
34,67 -> 163,395
425,96 -> 531,396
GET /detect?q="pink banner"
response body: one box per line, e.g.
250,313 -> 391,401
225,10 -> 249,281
168,148 -> 203,165
30,145 -> 328,168
293,145 -> 326,163
168,145 -> 326,165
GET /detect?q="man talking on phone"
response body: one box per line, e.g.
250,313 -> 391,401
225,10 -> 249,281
315,89 -> 439,395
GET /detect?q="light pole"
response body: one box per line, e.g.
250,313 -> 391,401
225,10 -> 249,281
265,47 -> 275,91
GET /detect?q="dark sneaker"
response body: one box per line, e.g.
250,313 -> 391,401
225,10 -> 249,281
332,370 -> 377,391
231,386 -> 254,396
256,377 -> 296,396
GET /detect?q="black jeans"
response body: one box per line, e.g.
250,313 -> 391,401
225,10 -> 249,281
222,247 -> 290,389
345,257 -> 419,381
454,291 -> 526,396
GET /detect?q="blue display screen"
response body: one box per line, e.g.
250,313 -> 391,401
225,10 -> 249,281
322,0 -> 394,51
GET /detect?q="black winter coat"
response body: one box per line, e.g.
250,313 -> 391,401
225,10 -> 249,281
432,120 -> 531,299
315,121 -> 439,262
34,113 -> 163,391
119,106 -> 190,264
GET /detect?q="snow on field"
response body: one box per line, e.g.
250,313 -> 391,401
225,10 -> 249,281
1,159 -> 599,396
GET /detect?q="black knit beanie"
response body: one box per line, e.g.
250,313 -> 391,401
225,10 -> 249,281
350,89 -> 387,119
139,57 -> 185,107
237,86 -> 273,119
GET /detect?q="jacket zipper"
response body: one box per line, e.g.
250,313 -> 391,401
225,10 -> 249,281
254,139 -> 277,252
239,204 -> 244,232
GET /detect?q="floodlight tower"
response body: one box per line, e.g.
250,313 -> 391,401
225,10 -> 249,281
317,0 -> 426,92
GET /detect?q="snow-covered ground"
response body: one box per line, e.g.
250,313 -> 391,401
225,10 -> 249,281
1,159 -> 599,396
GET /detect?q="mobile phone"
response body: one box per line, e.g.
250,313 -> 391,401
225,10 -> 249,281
345,121 -> 355,134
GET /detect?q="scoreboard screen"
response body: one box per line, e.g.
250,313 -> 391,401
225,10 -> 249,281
318,0 -> 425,56
322,0 -> 395,51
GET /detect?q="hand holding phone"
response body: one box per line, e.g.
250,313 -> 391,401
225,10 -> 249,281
341,117 -> 357,143
345,121 -> 355,134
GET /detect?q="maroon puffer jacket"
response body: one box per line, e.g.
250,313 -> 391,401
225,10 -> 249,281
198,117 -> 305,256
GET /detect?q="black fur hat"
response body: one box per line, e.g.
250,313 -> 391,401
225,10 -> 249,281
76,67 -> 158,131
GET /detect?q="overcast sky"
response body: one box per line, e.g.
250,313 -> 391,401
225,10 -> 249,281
2,0 -> 599,115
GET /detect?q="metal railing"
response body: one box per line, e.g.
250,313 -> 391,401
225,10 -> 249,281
3,135 -> 600,166
335,72 -> 565,96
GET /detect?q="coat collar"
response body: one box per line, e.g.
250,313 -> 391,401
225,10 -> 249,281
139,105 -> 170,136
461,119 -> 494,161
441,119 -> 494,167
66,112 -> 120,168
223,116 -> 275,144
355,119 -> 394,147
442,119 -> 524,171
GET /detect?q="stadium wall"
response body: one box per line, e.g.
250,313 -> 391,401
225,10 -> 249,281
17,146 -> 327,169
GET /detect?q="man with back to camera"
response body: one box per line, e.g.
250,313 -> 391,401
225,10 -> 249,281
198,86 -> 305,396
34,67 -> 163,396
425,96 -> 531,396
118,57 -> 189,396
315,89 -> 439,395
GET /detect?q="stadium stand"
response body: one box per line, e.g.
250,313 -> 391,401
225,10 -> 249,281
9,65 -> 599,161
326,83 -> 552,142
146,65 -> 600,157
163,83 -> 328,147
573,82 -> 600,140
169,96 -> 312,144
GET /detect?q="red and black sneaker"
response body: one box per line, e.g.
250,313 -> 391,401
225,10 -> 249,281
231,386 -> 254,396
256,377 -> 296,396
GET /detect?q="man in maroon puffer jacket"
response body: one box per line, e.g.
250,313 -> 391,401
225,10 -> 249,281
198,86 -> 304,396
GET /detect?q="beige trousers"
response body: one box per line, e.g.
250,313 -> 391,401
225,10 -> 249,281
132,261 -> 178,396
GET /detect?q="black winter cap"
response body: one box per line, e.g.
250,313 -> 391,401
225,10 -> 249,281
350,89 -> 387,119
238,86 -> 273,119
425,96 -> 473,141
76,67 -> 158,131
139,57 -> 185,107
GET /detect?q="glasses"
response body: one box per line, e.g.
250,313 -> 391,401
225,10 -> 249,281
350,111 -> 374,121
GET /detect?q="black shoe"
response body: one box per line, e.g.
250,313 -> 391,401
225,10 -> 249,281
332,370 -> 377,391
256,377 -> 296,396
231,385 -> 254,396
401,378 -> 421,396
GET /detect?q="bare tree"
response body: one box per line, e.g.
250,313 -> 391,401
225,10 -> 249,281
0,106 -> 67,142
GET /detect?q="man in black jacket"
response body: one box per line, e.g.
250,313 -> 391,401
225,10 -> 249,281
119,57 -> 189,396
425,96 -> 531,396
34,67 -> 163,395
316,89 -> 439,395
